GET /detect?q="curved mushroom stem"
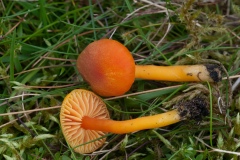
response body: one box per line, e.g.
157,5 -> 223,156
81,96 -> 209,134
135,64 -> 222,82
82,110 -> 180,134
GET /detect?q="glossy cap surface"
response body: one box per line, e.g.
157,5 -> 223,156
77,39 -> 135,97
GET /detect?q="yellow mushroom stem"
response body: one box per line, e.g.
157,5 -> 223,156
135,64 -> 222,82
82,109 -> 180,134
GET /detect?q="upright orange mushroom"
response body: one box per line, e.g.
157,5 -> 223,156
76,39 -> 222,97
60,89 -> 208,154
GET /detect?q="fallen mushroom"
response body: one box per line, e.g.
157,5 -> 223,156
76,39 -> 222,97
60,89 -> 208,154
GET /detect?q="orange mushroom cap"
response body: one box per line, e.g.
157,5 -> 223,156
60,89 -> 110,154
76,39 -> 135,97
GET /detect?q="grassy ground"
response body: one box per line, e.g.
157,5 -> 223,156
0,0 -> 240,159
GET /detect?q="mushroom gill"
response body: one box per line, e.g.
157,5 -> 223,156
60,89 -> 110,154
